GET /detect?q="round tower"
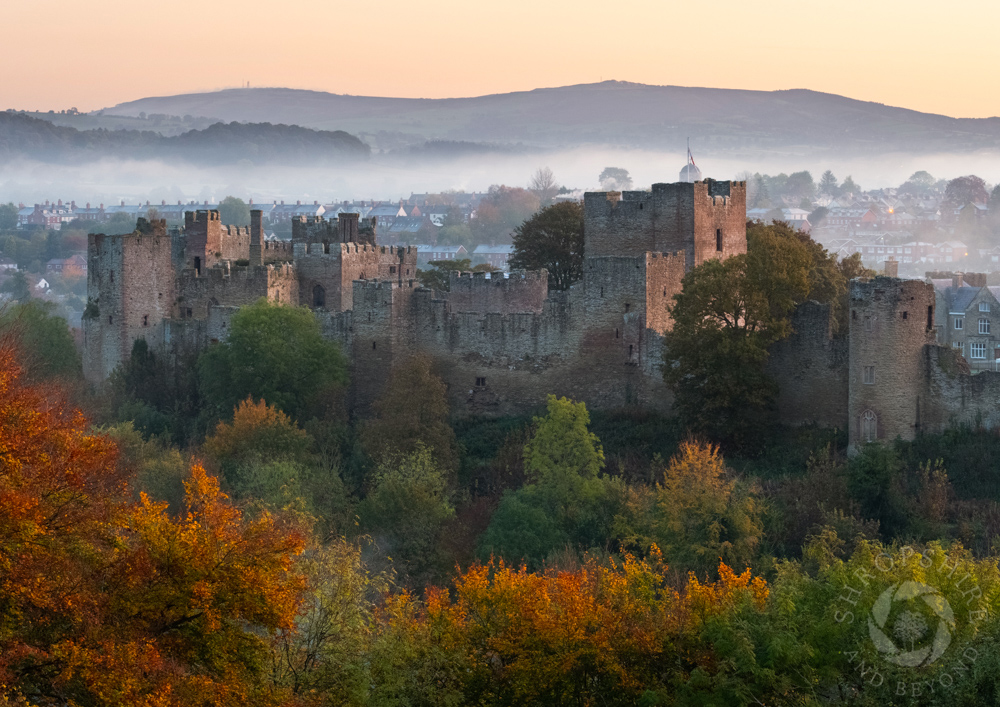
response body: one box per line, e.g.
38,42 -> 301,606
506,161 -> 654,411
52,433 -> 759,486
848,276 -> 936,453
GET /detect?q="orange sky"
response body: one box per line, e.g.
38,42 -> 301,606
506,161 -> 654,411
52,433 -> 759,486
4,0 -> 998,118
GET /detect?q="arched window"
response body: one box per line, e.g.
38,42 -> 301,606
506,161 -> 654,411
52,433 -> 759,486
313,283 -> 326,308
861,410 -> 877,442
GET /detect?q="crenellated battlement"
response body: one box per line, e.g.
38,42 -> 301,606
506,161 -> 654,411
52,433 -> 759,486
584,179 -> 746,269
447,269 -> 549,315
292,212 -> 377,246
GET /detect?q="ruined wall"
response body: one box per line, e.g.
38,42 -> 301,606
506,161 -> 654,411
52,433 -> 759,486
583,180 -> 746,270
767,301 -> 849,429
848,277 -> 937,451
83,219 -> 176,382
446,270 -> 548,314
921,345 -> 1000,431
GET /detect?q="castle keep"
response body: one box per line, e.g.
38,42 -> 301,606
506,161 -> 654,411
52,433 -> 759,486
83,178 -> 1000,449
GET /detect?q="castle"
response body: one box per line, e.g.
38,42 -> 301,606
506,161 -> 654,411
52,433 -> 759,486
83,178 -> 1000,452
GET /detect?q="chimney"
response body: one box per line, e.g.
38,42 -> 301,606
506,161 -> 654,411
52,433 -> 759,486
883,258 -> 898,278
86,202 -> 90,209
953,272 -> 964,289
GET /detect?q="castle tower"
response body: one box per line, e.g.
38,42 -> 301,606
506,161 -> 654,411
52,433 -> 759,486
250,209 -> 264,267
583,180 -> 746,271
184,210 -> 222,274
83,218 -> 176,383
848,277 -> 936,453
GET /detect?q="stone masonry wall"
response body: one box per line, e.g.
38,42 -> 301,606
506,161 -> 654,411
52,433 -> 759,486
446,270 -> 548,314
767,301 -> 849,429
644,251 -> 686,335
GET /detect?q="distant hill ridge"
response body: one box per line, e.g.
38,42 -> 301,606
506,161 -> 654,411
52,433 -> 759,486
0,112 -> 370,165
101,81 -> 1000,155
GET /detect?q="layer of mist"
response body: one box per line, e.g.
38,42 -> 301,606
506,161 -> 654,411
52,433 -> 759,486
3,148 -> 1000,206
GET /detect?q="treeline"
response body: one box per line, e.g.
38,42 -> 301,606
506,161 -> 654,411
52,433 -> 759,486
0,112 -> 370,165
4,331 -> 1000,704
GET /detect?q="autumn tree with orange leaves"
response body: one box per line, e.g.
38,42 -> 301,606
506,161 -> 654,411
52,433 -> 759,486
0,342 -> 307,707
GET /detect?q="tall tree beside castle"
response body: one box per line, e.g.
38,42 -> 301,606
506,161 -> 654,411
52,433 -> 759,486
197,300 -> 348,423
663,224 -> 813,451
509,202 -> 585,290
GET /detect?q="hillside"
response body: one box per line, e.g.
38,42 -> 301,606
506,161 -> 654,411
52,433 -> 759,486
101,81 -> 1000,156
0,112 -> 370,165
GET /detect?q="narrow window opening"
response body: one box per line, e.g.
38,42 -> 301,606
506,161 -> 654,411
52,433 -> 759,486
861,410 -> 877,442
600,287 -> 604,298
194,256 -> 201,275
372,341 -> 377,350
142,314 -> 148,327
902,311 -> 908,319
624,303 -> 630,313
475,377 -> 487,387
628,344 -> 634,359
108,315 -> 113,324
615,328 -> 619,339
716,228 -> 723,252
863,365 -> 875,384
927,305 -> 934,330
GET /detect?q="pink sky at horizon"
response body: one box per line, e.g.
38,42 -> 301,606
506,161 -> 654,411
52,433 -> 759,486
4,0 -> 998,119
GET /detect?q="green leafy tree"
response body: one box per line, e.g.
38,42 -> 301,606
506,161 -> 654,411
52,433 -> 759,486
218,196 -> 251,226
479,396 -> 623,567
783,171 -> 815,201
0,270 -> 30,303
509,201 -> 584,290
944,175 -> 989,210
269,537 -> 394,702
663,225 -> 812,451
524,395 -> 605,485
416,258 -> 493,291
635,441 -> 762,577
197,299 -> 348,422
358,445 -> 455,586
0,202 -> 18,231
818,170 -> 839,196
0,300 -> 81,382
808,206 -> 830,227
91,211 -> 137,235
840,175 -> 859,195
598,167 -> 632,191
436,223 -> 473,248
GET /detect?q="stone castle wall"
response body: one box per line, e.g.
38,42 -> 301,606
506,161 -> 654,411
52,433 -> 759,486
767,301 -> 849,429
446,270 -> 548,315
